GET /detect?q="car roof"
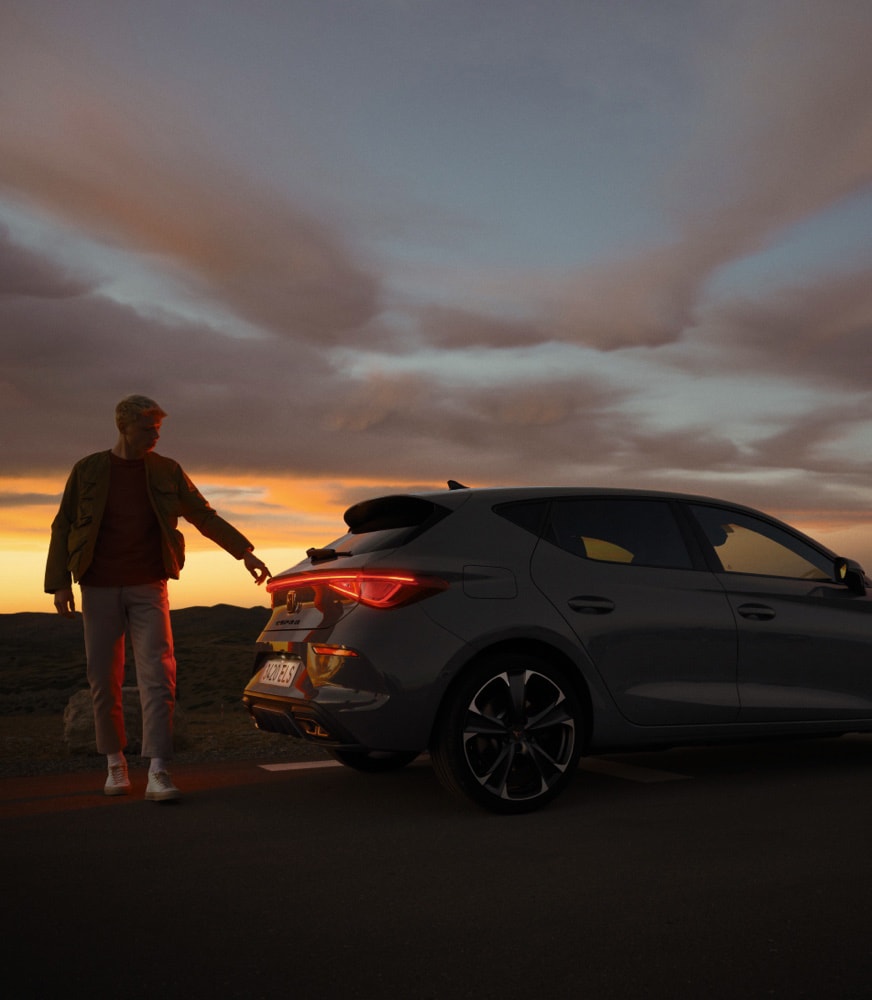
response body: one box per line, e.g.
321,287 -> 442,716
362,485 -> 836,557
406,485 -> 748,507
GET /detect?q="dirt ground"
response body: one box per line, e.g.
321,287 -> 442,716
1,606 -> 335,777
0,705 -> 332,778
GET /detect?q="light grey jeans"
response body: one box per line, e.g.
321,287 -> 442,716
81,581 -> 176,759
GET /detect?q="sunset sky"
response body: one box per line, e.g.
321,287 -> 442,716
2,0 -> 871,615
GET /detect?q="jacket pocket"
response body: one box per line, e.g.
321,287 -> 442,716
163,528 -> 186,578
152,486 -> 182,519
76,479 -> 98,525
67,527 -> 89,576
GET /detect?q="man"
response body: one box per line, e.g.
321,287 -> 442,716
45,395 -> 271,801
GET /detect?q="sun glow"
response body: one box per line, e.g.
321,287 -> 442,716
0,473 -> 415,614
4,472 -> 872,616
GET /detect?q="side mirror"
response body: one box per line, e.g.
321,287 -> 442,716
835,557 -> 868,596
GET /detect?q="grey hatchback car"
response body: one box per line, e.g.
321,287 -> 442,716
242,484 -> 872,812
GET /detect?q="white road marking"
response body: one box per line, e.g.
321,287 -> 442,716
579,757 -> 690,783
260,755 -> 690,783
260,760 -> 343,772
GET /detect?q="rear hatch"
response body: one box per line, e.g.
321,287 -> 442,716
259,493 -> 454,641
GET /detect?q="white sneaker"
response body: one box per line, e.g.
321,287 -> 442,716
145,770 -> 181,802
104,762 -> 131,796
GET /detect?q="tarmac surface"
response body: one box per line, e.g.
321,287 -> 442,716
4,737 -> 872,999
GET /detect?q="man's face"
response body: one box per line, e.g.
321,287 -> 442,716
123,413 -> 162,458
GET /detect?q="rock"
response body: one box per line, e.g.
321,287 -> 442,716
63,687 -> 189,755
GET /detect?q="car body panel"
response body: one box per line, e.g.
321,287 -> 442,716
720,573 -> 872,720
529,546 -> 740,725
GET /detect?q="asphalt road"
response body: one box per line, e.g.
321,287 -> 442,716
4,737 -> 872,1000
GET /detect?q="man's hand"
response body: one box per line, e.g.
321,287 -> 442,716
53,588 -> 77,618
243,549 -> 271,585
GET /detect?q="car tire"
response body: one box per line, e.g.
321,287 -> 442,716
328,749 -> 420,772
431,652 -> 583,814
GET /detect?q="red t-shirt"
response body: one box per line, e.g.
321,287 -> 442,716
81,453 -> 166,586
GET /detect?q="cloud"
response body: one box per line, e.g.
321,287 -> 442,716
0,491 -> 60,507
415,305 -> 547,350
0,223 -> 94,299
749,405 -> 872,477
546,244 -> 703,350
0,15 -> 380,342
1,0 -> 871,536
0,221 -> 865,516
546,0 -> 872,351
700,268 -> 872,391
0,286 -> 343,474
674,0 -> 872,228
409,1 -> 872,361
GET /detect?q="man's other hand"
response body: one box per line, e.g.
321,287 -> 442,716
53,588 -> 76,618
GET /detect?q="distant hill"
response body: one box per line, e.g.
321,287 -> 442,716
0,605 -> 272,715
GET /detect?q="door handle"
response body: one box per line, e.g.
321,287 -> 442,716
568,595 -> 615,615
737,603 -> 776,621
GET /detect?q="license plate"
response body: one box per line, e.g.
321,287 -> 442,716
260,657 -> 303,687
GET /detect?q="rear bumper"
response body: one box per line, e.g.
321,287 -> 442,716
242,657 -> 435,752
243,691 -> 367,749
243,601 -> 476,751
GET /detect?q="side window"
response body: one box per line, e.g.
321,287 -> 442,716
494,500 -> 549,536
689,504 -> 833,581
547,499 -> 693,569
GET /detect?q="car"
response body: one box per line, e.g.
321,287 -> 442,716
242,483 -> 872,813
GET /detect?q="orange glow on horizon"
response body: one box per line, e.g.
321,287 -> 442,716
3,473 -> 872,615
0,472 -> 424,614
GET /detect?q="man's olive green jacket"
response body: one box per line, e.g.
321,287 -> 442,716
45,451 -> 253,593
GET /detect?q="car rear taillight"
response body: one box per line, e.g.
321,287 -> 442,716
267,570 -> 448,610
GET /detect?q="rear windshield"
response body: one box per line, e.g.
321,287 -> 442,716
322,495 -> 450,557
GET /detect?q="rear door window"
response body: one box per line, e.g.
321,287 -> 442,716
546,498 -> 694,569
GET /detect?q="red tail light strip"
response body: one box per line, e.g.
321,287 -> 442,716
267,570 -> 448,609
